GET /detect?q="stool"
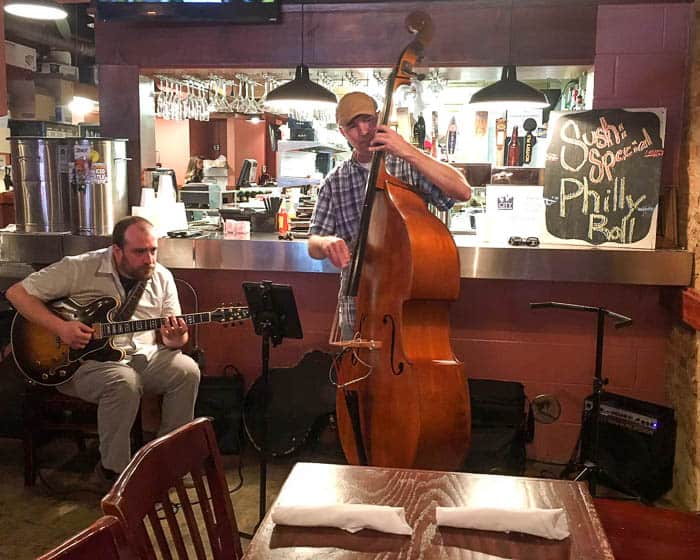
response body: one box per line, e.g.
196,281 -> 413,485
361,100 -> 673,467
594,497 -> 700,560
23,385 -> 144,487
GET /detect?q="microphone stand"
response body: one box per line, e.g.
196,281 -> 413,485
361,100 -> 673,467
530,301 -> 634,497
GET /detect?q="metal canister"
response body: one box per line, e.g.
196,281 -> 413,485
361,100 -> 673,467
10,137 -> 71,232
63,138 -> 129,236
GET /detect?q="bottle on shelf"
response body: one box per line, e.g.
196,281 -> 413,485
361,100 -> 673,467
413,115 -> 426,149
3,166 -> 13,190
447,116 -> 457,160
494,118 -> 507,167
507,126 -> 521,166
277,203 -> 289,235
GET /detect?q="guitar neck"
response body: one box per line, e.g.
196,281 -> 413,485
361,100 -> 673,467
96,312 -> 212,338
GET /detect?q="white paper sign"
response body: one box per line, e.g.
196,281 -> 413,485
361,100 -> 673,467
483,185 -> 545,245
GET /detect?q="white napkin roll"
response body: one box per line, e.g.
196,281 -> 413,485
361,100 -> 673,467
436,506 -> 570,540
271,504 -> 413,535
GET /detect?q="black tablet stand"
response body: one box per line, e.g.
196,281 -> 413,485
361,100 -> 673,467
242,281 -> 303,526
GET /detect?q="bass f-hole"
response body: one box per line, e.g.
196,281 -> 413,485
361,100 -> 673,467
382,314 -> 404,375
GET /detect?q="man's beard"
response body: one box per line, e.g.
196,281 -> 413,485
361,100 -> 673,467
134,266 -> 155,280
121,262 -> 155,280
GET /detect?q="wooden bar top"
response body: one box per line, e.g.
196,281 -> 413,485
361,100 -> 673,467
243,462 -> 614,560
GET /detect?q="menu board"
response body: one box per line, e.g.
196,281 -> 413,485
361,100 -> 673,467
544,109 -> 664,246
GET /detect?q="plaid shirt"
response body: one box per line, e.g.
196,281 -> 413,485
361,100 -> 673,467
309,154 -> 455,338
309,154 -> 454,246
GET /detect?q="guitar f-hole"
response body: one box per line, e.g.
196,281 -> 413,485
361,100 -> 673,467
382,314 -> 404,375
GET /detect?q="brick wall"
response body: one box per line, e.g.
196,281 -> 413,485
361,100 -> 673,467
667,1 -> 700,512
173,269 -> 674,469
594,2 -> 692,189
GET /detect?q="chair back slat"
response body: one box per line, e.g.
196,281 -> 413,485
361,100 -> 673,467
175,486 -> 209,559
102,417 -> 243,560
37,515 -> 136,560
144,511 -> 170,560
161,495 -> 189,559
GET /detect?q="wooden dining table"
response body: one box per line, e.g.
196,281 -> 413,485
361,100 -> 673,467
242,462 -> 614,559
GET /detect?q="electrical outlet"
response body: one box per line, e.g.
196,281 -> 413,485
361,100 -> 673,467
213,144 -> 220,152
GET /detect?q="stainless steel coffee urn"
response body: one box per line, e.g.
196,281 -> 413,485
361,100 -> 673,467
64,138 -> 128,235
10,137 -> 71,232
10,137 -> 129,236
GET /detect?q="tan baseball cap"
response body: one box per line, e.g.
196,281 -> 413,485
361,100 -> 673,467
336,92 -> 378,127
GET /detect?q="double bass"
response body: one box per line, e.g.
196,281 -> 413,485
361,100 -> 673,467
333,12 -> 471,470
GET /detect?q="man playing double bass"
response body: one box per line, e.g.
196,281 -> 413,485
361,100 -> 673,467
308,91 -> 471,297
308,91 -> 472,469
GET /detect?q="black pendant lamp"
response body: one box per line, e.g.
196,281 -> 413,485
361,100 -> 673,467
265,64 -> 337,111
470,65 -> 549,110
264,1 -> 337,112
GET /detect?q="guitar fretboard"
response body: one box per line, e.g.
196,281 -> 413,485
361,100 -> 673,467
98,312 -> 212,338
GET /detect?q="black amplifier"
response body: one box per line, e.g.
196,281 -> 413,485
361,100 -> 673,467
581,391 -> 676,501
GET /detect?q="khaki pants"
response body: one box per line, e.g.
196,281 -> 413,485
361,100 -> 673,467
58,349 -> 200,472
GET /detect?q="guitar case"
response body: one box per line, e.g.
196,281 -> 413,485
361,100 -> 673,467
243,350 -> 335,456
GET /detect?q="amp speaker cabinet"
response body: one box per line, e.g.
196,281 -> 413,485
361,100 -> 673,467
580,391 -> 676,501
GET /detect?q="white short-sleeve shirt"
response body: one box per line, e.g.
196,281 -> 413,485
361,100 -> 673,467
21,247 -> 181,360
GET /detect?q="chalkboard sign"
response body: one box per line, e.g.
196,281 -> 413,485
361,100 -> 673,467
544,109 -> 664,245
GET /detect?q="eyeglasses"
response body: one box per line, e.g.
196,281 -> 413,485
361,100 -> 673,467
508,236 -> 540,247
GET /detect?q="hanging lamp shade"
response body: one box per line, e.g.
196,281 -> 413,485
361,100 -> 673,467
264,64 -> 337,112
4,0 -> 67,20
470,65 -> 549,110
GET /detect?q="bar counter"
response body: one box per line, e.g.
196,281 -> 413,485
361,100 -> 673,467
0,231 -> 692,286
0,230 -> 690,463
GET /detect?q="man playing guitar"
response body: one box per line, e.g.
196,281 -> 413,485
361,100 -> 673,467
6,216 -> 200,489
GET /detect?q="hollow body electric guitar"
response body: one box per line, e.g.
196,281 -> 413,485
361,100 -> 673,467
11,296 -> 250,386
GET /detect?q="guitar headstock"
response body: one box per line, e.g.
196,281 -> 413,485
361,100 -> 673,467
212,305 -> 250,325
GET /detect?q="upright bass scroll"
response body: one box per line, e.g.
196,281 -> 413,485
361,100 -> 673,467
332,11 -> 471,471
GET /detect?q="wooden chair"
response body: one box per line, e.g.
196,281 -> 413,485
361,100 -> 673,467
595,497 -> 700,560
23,384 -> 143,487
102,417 -> 243,560
36,515 -> 136,560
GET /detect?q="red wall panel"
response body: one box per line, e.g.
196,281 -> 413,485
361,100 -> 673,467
173,269 -> 672,464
